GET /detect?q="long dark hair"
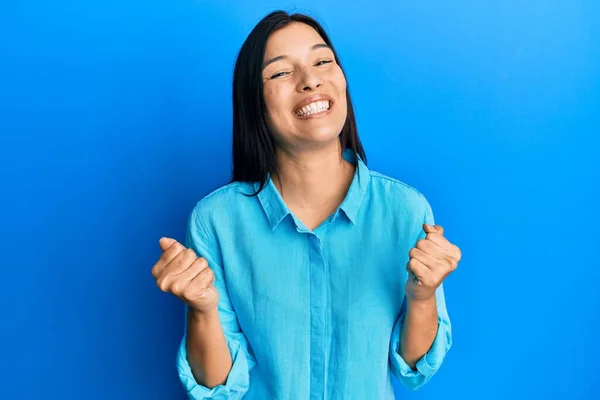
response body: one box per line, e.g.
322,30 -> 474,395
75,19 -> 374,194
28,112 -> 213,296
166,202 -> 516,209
231,10 -> 367,194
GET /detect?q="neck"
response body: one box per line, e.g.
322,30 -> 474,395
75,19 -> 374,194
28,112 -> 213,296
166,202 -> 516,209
271,141 -> 355,211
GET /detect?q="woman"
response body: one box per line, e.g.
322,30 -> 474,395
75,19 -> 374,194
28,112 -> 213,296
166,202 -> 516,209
152,10 -> 461,400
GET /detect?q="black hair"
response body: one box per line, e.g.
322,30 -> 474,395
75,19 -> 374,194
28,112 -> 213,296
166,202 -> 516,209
231,10 -> 367,194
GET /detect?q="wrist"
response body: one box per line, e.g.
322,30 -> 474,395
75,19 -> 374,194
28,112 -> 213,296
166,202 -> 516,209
188,307 -> 219,323
407,293 -> 436,310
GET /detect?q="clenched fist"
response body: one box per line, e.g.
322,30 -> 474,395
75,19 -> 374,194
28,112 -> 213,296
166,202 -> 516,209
151,237 -> 219,314
405,224 -> 461,302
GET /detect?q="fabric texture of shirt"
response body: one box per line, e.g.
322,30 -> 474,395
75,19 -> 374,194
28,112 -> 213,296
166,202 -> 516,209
177,150 -> 452,399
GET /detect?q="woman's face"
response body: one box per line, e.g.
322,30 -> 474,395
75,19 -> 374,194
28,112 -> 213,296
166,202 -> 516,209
262,22 -> 348,151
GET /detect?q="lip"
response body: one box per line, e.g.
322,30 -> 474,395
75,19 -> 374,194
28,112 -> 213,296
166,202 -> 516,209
292,94 -> 334,114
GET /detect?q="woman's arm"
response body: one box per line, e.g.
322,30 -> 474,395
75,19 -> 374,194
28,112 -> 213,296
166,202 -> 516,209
176,205 -> 256,399
389,195 -> 456,391
399,295 -> 438,370
186,308 -> 233,389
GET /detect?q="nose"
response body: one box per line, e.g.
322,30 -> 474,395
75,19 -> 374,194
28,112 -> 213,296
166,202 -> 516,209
297,68 -> 322,92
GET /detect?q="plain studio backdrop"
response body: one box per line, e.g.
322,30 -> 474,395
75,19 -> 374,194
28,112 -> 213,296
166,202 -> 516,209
1,1 -> 598,399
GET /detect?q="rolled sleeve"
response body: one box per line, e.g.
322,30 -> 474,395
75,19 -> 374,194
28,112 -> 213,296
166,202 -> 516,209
177,331 -> 253,399
389,283 -> 452,391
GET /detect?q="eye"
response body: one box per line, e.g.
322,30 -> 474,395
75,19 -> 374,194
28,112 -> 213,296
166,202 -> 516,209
315,59 -> 333,66
270,71 -> 290,79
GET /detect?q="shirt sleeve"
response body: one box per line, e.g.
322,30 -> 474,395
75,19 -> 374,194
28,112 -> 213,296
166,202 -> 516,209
176,205 -> 257,399
389,194 -> 453,391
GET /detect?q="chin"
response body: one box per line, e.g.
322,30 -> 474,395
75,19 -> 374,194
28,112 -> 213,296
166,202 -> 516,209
295,119 -> 346,140
301,130 -> 343,145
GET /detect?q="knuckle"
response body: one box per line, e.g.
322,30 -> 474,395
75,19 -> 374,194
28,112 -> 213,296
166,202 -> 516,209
194,257 -> 208,269
441,260 -> 450,271
197,268 -> 214,285
206,268 -> 215,282
181,282 -> 193,297
181,285 -> 195,300
409,258 -> 419,268
454,247 -> 462,260
171,280 -> 185,295
183,283 -> 206,300
186,248 -> 197,258
156,278 -> 169,292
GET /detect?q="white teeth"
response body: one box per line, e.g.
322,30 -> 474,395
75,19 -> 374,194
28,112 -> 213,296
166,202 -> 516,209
295,100 -> 331,116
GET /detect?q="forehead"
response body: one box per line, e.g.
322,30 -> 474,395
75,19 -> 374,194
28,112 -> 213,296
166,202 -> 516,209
264,22 -> 326,59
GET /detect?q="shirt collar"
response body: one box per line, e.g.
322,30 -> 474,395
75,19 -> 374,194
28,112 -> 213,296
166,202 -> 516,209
256,149 -> 370,230
255,175 -> 290,231
338,149 -> 370,225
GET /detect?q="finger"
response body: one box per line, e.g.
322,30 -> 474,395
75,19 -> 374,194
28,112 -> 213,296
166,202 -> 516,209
155,247 -> 196,279
183,266 -> 217,300
156,249 -> 198,291
181,269 -> 217,307
423,223 -> 444,236
415,238 -> 446,260
408,247 -> 440,271
174,256 -> 209,281
188,262 -> 216,289
161,239 -> 188,265
157,261 -> 199,294
406,257 -> 433,286
153,239 -> 187,278
159,237 -> 177,252
169,259 -> 209,296
423,231 -> 453,252
417,238 -> 461,271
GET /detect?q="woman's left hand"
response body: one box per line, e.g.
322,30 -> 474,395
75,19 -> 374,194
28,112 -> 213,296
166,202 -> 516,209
405,224 -> 461,302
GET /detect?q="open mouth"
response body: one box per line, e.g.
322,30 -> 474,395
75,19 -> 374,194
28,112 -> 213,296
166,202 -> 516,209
294,100 -> 332,117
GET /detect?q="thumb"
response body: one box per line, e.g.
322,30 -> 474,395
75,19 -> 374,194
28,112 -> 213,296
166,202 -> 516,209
423,223 -> 444,235
159,237 -> 178,251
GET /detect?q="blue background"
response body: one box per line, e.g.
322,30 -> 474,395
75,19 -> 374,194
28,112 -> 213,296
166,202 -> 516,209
1,1 -> 598,399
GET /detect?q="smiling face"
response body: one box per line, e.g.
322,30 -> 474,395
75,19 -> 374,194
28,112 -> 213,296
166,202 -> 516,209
262,22 -> 348,151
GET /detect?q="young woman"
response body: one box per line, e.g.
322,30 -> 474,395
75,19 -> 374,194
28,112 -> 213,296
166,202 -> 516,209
152,10 -> 461,400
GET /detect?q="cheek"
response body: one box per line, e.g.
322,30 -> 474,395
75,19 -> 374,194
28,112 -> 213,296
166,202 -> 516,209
333,66 -> 347,91
263,88 -> 276,114
332,71 -> 348,110
263,87 -> 291,136
335,80 -> 348,115
264,87 -> 288,118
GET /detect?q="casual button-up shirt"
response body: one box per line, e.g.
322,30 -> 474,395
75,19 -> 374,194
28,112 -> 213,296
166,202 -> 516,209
177,150 -> 452,399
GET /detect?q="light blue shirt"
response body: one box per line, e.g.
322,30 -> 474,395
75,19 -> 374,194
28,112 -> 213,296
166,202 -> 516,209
177,150 -> 452,399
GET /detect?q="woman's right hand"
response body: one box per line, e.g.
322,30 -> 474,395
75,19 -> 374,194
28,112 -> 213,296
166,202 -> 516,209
151,237 -> 219,314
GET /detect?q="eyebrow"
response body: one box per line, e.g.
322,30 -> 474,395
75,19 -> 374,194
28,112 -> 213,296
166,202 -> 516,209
262,43 -> 332,70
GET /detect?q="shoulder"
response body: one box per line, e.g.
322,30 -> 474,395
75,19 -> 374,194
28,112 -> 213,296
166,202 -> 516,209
190,181 -> 255,220
185,180 -> 257,252
367,169 -> 432,216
